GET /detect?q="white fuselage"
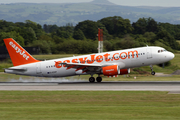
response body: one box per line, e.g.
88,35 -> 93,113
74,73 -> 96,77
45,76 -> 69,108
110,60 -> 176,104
5,46 -> 174,77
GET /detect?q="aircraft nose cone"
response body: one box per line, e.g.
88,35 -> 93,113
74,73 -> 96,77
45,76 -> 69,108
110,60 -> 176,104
169,52 -> 175,60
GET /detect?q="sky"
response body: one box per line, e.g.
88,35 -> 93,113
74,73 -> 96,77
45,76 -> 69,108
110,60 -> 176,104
0,0 -> 180,7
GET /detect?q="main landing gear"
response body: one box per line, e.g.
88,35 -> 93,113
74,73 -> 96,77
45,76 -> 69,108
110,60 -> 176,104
89,77 -> 95,83
96,76 -> 102,83
89,75 -> 102,83
150,65 -> 156,75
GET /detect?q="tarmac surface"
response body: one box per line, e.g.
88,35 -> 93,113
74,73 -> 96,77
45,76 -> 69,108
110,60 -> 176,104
0,81 -> 180,93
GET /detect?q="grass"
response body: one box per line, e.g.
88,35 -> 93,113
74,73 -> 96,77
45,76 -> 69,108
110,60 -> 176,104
0,91 -> 180,120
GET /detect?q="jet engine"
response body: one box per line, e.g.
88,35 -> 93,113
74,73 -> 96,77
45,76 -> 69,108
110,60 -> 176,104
119,68 -> 130,75
102,65 -> 130,76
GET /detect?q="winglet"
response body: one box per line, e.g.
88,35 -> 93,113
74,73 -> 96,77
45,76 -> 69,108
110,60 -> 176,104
3,38 -> 40,66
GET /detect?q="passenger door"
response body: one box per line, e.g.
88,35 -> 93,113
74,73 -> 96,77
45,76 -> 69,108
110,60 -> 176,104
147,48 -> 152,59
36,63 -> 41,74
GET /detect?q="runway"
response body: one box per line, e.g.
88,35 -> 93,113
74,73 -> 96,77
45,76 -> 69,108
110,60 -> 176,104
0,81 -> 180,92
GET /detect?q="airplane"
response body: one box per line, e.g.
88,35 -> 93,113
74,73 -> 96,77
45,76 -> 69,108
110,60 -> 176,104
3,38 -> 174,83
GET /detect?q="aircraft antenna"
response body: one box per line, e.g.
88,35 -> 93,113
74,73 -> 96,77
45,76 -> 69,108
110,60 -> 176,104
98,28 -> 103,53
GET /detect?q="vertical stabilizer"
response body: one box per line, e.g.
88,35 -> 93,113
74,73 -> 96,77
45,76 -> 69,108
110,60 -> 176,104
3,38 -> 39,66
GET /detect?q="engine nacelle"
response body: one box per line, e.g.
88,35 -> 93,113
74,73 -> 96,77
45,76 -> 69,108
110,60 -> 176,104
102,65 -> 130,76
102,65 -> 120,76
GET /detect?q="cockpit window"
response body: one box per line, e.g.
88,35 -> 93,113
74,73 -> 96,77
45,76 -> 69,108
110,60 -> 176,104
158,49 -> 167,53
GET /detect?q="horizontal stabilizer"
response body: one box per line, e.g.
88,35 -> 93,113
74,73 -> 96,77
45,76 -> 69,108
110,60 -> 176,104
4,68 -> 27,72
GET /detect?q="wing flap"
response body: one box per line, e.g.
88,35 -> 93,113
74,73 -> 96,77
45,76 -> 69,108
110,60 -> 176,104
60,62 -> 126,73
61,63 -> 102,68
60,63 -> 102,72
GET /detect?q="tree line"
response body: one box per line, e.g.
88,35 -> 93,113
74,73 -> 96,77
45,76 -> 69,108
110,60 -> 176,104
0,16 -> 180,54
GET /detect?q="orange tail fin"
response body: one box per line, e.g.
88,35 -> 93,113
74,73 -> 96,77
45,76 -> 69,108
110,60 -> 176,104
4,38 -> 39,66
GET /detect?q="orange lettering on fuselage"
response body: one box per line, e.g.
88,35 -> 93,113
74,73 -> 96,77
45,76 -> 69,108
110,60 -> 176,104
103,53 -> 110,62
96,55 -> 103,63
120,52 -> 127,60
87,54 -> 95,64
128,50 -> 138,59
55,61 -> 62,68
79,57 -> 88,64
54,50 -> 139,69
63,60 -> 70,67
113,53 -> 119,61
72,59 -> 78,63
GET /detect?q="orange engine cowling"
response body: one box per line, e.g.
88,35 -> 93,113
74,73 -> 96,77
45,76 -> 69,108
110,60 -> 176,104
102,65 -> 130,76
102,65 -> 120,76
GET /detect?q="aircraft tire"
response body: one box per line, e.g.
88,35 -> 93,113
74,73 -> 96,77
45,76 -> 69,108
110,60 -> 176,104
151,71 -> 156,75
96,77 -> 102,83
89,77 -> 95,83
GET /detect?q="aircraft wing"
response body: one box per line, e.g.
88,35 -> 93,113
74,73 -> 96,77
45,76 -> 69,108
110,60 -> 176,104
60,62 -> 125,73
61,63 -> 105,72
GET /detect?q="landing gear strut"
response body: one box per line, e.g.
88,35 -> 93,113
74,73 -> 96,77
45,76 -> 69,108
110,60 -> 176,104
150,65 -> 156,75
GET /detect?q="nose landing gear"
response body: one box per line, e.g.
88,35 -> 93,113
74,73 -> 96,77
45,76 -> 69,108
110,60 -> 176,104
151,71 -> 156,75
150,65 -> 156,75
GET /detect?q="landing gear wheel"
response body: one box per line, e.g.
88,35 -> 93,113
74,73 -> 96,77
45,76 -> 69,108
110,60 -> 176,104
150,65 -> 156,76
151,71 -> 156,75
89,77 -> 95,83
96,77 -> 102,83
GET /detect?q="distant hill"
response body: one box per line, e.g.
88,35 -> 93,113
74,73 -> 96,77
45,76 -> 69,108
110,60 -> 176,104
90,0 -> 116,5
0,0 -> 180,26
